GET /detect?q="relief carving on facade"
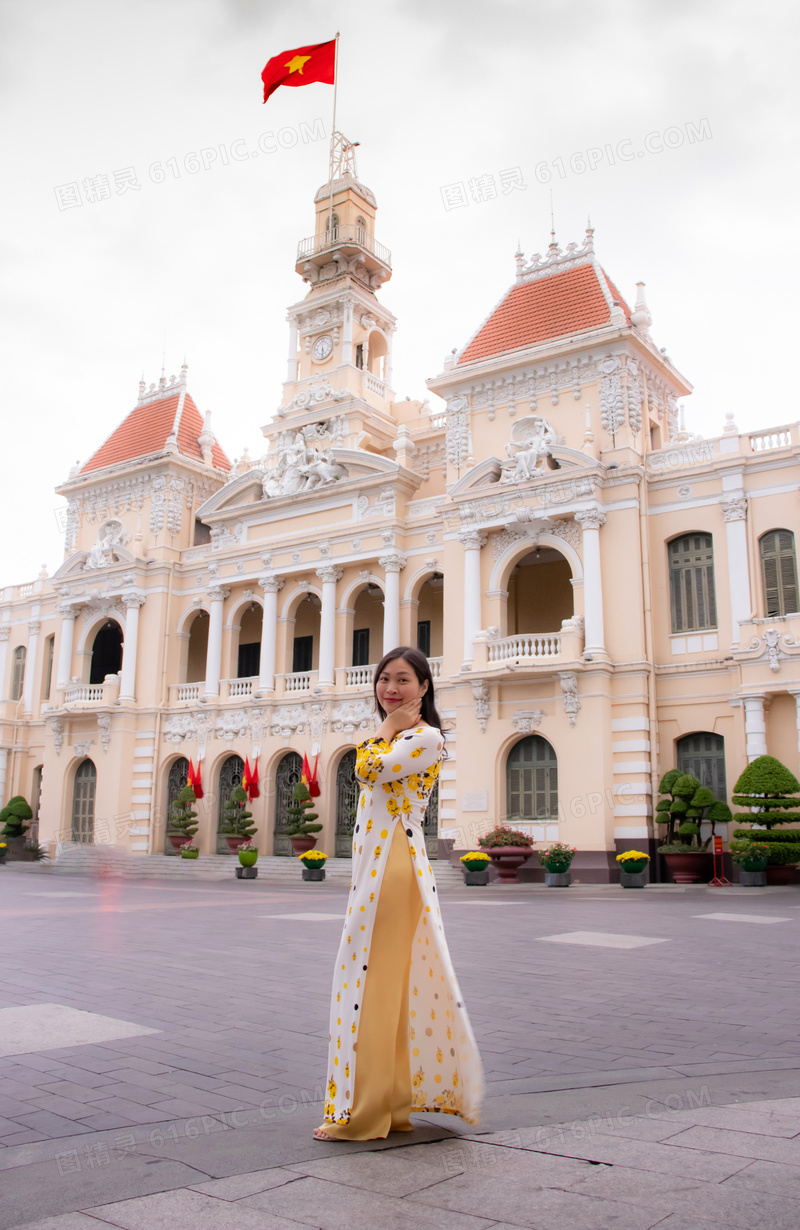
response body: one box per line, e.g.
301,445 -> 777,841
262,422 -> 348,498
499,416 -> 560,484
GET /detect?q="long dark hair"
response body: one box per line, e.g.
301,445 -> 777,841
373,646 -> 446,740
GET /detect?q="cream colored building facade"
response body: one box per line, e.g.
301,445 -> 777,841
3,143 -> 799,880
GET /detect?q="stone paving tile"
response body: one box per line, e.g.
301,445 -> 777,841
13,1113 -> 93,1138
188,1166 -> 309,1200
242,1174 -> 499,1230
664,1123 -> 800,1164
25,1095 -> 102,1120
721,1157 -> 800,1197
661,1104 -> 800,1138
86,1188 -> 304,1229
2,1215 -> 107,1229
85,1099 -> 176,1124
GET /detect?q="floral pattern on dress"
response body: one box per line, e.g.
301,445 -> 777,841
323,724 -> 484,1127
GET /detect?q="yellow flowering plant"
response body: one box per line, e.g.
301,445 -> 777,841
616,850 -> 650,863
460,851 -> 491,872
298,850 -> 327,868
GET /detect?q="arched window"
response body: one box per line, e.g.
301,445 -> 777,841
89,621 -> 123,684
217,755 -> 244,854
668,533 -> 717,633
335,749 -> 358,857
274,752 -> 302,856
186,611 -> 209,683
355,215 -> 366,243
325,212 -> 339,240
71,759 -> 96,843
164,757 -> 189,854
11,646 -> 26,701
760,530 -> 798,617
677,732 -> 726,801
506,736 -> 558,823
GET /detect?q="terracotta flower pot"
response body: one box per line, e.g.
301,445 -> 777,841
225,835 -> 248,853
766,864 -> 798,886
168,833 -> 188,850
662,851 -> 712,884
484,846 -> 531,883
290,835 -> 318,857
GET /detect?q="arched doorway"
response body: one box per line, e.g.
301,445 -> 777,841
335,749 -> 358,857
507,549 -> 573,634
89,621 -> 123,684
217,755 -> 244,854
274,752 -> 302,856
506,736 -> 558,823
677,733 -> 727,801
71,759 -> 97,843
164,757 -> 189,854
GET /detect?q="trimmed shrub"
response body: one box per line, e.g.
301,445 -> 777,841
732,828 -> 800,843
732,755 -> 800,828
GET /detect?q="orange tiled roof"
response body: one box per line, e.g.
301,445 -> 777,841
458,263 -> 633,365
81,391 -> 230,474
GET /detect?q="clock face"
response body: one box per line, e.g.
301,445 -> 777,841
312,334 -> 333,362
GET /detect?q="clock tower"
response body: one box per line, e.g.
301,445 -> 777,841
263,134 -> 400,456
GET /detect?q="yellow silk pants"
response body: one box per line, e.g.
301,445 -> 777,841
321,823 -> 423,1139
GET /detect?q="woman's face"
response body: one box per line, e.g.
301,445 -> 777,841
376,657 -> 428,713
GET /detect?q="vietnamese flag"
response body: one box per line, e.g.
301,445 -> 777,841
261,40 -> 335,104
301,753 -> 312,786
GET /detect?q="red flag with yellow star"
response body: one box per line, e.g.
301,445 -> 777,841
261,40 -> 335,104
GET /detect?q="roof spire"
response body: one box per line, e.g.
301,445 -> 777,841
548,190 -> 559,255
515,240 -> 525,280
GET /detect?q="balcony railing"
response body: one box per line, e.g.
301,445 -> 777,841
284,670 -> 313,693
64,684 -> 104,703
749,428 -> 793,451
225,678 -> 254,698
487,634 -> 561,663
346,657 -> 442,689
296,225 -> 391,266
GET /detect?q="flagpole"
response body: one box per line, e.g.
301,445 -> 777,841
328,31 -> 340,238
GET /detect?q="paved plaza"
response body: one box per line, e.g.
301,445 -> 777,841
2,862 -> 800,1228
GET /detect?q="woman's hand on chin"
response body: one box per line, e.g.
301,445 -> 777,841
377,698 -> 422,741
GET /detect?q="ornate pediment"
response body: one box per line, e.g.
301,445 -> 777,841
448,444 -> 595,500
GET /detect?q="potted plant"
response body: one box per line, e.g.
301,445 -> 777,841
731,756 -> 800,885
730,840 -> 770,886
655,771 -> 730,883
0,795 -> 33,860
299,849 -> 327,881
459,851 -> 491,885
616,849 -> 650,888
539,841 -> 577,887
167,785 -> 200,852
180,840 -> 200,860
220,785 -> 257,852
478,824 -> 534,882
238,839 -> 259,868
285,779 -> 322,855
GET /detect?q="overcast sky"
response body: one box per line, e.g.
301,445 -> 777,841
2,0 -> 797,584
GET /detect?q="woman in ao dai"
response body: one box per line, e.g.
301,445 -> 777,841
314,646 -> 483,1141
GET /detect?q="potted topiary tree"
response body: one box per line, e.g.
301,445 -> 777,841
167,785 -> 199,852
655,772 -> 730,883
731,756 -> 800,885
478,824 -> 534,882
285,779 -> 322,855
220,786 -> 257,853
0,795 -> 33,860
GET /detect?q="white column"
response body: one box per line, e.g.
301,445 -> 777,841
204,586 -> 230,698
791,692 -> 800,776
118,595 -> 145,701
575,508 -> 607,658
55,606 -> 77,689
316,567 -> 343,687
22,620 -> 40,715
342,296 -> 354,367
743,694 -> 768,761
721,495 -> 750,637
0,624 -> 10,699
286,316 -> 298,382
458,532 -> 487,667
379,553 -> 407,655
258,574 -> 284,693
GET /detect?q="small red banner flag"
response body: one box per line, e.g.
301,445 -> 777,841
308,753 -> 321,798
249,756 -> 260,800
261,39 -> 335,104
188,759 -> 204,800
301,753 -> 312,786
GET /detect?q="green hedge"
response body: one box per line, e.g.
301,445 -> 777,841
761,843 -> 800,866
732,828 -> 800,843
